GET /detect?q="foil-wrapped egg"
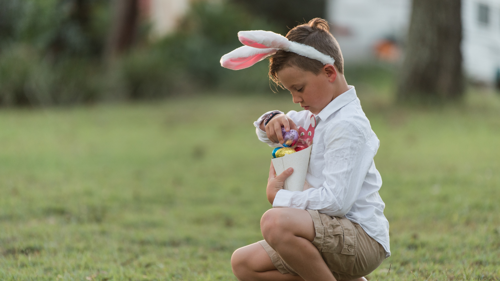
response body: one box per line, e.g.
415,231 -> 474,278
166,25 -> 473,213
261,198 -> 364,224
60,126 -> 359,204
294,143 -> 308,152
281,128 -> 298,147
272,147 -> 297,158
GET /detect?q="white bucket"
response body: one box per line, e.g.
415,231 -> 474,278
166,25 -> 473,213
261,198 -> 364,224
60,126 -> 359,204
271,145 -> 312,191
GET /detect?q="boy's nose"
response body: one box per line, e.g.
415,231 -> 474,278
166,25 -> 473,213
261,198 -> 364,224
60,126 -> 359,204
292,95 -> 302,104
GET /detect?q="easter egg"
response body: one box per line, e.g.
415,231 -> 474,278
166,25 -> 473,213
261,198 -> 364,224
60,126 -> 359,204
294,143 -> 308,152
272,147 -> 281,158
273,147 -> 297,158
281,128 -> 298,147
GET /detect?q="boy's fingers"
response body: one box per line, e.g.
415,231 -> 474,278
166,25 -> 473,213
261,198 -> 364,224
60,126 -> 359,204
275,123 -> 284,144
276,168 -> 294,181
283,118 -> 290,131
266,115 -> 296,144
268,161 -> 276,179
281,117 -> 297,132
266,124 -> 276,142
265,125 -> 271,139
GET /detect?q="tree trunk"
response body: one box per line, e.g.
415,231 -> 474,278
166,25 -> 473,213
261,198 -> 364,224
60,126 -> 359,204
106,0 -> 139,61
397,0 -> 464,104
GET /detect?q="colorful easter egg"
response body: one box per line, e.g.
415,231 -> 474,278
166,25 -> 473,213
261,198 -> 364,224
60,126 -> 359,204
281,128 -> 298,147
294,143 -> 308,152
273,147 -> 297,158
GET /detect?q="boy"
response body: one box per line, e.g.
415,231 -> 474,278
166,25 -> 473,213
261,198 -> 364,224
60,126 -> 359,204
226,18 -> 390,281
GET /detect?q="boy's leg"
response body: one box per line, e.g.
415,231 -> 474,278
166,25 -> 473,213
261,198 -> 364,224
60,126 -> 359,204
231,242 -> 304,281
260,208 -> 337,281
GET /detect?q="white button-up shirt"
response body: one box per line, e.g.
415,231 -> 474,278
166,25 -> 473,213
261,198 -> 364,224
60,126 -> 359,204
254,86 -> 390,257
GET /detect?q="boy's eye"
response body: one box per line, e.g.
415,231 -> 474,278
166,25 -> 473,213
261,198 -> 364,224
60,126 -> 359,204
297,88 -> 303,92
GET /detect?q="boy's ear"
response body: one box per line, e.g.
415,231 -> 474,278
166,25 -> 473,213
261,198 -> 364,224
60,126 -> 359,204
323,64 -> 337,83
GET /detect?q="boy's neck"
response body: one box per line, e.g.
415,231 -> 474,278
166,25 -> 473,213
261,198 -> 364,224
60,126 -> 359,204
331,75 -> 350,101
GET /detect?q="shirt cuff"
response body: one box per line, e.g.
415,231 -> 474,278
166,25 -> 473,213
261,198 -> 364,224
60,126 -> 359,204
272,189 -> 299,208
256,127 -> 268,139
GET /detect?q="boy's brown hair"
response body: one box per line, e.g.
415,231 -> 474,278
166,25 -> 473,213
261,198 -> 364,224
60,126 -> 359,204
269,18 -> 344,87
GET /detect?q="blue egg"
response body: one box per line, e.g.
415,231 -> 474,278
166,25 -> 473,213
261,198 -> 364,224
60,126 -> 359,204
272,147 -> 281,158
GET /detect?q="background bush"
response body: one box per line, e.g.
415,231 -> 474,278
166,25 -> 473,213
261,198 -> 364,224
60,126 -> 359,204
0,0 -> 400,106
0,0 -> 109,107
0,0 -> 289,107
115,1 -> 279,100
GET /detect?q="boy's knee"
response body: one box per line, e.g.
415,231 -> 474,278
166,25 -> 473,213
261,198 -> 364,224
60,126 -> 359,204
260,209 -> 292,245
231,248 -> 250,279
231,248 -> 244,270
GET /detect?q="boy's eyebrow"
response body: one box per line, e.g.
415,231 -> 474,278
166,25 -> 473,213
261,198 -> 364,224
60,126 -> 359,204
282,82 -> 303,91
282,85 -> 299,92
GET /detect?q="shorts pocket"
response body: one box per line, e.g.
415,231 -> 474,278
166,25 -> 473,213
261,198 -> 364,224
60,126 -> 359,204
337,217 -> 357,274
320,216 -> 357,275
338,218 -> 356,256
320,215 -> 343,253
310,212 -> 359,277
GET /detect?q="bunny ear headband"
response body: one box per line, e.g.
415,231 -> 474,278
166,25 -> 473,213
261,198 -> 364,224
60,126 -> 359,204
220,30 -> 335,70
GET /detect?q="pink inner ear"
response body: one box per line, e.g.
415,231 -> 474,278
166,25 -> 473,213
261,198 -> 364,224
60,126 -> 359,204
222,52 -> 270,70
239,36 -> 269,48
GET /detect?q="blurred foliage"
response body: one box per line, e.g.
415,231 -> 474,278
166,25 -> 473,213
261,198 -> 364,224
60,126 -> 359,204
0,0 -> 282,107
0,0 -> 110,58
0,0 -> 399,107
0,45 -> 104,106
0,0 -> 110,106
230,0 -> 326,33
116,1 -> 278,99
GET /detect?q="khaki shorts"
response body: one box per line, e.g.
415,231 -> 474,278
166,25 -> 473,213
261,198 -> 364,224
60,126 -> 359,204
259,210 -> 386,280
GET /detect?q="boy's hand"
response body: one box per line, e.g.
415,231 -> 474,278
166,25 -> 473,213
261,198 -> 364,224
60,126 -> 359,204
267,161 -> 294,204
260,114 -> 298,145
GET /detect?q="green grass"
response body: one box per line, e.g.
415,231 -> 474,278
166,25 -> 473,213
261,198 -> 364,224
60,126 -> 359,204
0,90 -> 500,280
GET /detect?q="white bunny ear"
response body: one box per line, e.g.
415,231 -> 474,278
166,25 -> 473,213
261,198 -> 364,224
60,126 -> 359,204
221,29 -> 336,71
238,30 -> 335,66
220,46 -> 278,70
238,31 -> 290,49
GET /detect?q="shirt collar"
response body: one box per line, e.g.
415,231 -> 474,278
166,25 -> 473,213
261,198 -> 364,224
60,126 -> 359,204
316,86 -> 357,121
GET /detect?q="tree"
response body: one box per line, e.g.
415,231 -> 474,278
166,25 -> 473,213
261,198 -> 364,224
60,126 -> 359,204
230,0 -> 325,33
397,0 -> 464,104
106,0 -> 139,61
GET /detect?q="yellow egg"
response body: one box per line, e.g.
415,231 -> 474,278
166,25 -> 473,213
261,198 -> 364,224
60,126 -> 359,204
275,147 -> 296,158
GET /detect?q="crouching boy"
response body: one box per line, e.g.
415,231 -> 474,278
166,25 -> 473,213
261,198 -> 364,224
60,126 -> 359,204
222,18 -> 390,281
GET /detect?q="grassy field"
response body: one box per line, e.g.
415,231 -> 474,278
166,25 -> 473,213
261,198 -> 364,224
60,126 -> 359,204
1,89 -> 500,280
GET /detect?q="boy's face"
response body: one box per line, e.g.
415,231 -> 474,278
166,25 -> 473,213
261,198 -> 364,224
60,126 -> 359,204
277,65 -> 336,115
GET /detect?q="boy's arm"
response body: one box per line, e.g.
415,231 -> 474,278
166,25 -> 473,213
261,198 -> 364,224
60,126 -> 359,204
254,110 -> 309,147
271,121 -> 378,217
